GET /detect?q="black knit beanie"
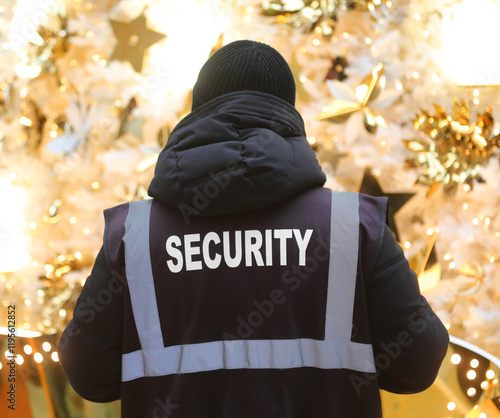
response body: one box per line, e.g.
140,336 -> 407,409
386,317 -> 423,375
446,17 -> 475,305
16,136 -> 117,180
191,40 -> 296,110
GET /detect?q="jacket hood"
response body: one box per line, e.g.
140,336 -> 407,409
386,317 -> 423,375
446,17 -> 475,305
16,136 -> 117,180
148,91 -> 326,217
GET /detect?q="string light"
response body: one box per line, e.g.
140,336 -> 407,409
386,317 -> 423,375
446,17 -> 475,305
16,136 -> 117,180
451,354 -> 461,364
467,370 -> 477,380
42,342 -> 51,352
33,352 -> 43,363
19,116 -> 33,127
486,369 -> 496,379
447,402 -> 456,411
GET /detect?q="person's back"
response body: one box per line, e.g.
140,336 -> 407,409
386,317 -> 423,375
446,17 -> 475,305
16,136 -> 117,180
59,40 -> 449,417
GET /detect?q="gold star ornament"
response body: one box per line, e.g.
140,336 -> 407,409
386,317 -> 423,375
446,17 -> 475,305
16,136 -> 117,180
109,14 -> 167,73
403,98 -> 500,196
318,63 -> 398,135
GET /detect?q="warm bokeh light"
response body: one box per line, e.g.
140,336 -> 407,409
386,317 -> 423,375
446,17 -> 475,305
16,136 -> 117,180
443,0 -> 500,85
0,179 -> 30,273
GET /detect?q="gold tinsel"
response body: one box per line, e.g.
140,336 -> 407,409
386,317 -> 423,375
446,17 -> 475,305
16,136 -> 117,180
404,99 -> 500,196
40,252 -> 89,331
261,0 -> 352,37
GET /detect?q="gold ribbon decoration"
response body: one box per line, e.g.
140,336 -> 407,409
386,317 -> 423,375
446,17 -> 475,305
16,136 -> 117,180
403,98 -> 500,196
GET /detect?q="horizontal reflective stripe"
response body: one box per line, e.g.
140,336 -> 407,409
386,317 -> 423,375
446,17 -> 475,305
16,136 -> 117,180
122,339 -> 376,382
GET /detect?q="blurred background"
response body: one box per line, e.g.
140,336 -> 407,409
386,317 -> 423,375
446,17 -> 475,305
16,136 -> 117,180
0,0 -> 500,416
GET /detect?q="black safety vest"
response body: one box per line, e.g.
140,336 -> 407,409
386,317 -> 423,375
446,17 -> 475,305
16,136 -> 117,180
104,187 -> 387,417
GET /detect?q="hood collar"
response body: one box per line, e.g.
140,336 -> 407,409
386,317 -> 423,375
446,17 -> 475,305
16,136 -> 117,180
148,91 -> 326,219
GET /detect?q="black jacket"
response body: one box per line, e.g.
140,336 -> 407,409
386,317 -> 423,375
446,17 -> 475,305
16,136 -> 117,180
59,91 -> 449,415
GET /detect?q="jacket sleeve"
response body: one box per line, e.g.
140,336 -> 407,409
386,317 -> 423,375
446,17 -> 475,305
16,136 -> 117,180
58,246 -> 123,402
366,224 -> 449,394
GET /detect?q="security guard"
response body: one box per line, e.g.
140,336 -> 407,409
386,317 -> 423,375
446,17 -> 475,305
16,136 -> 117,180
59,40 -> 449,417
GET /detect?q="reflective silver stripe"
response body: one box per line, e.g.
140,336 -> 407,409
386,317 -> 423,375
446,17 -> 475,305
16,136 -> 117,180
122,339 -> 374,382
325,191 -> 359,341
121,192 -> 376,382
124,200 -> 164,350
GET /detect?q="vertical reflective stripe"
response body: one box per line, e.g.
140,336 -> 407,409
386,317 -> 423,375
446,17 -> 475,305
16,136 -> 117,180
124,200 -> 164,350
325,191 -> 359,341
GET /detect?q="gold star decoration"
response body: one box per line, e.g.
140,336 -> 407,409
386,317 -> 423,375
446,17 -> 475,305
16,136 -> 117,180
359,168 -> 415,243
261,0 -> 352,37
403,98 -> 500,196
408,232 -> 441,292
318,63 -> 399,137
109,14 -> 167,73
